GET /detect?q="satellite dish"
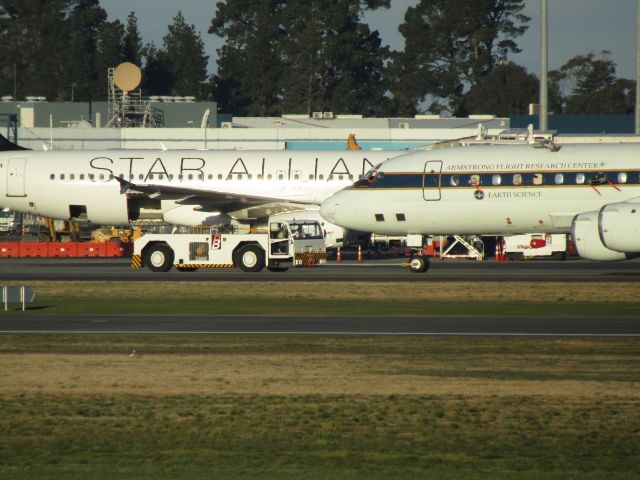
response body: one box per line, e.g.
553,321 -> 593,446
113,62 -> 142,92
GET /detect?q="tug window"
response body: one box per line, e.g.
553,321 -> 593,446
555,173 -> 564,185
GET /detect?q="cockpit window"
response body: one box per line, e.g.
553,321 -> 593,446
354,163 -> 384,187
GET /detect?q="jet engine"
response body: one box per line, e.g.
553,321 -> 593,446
571,211 -> 627,261
163,205 -> 231,227
598,201 -> 640,253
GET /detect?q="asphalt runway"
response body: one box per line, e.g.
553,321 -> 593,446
1,314 -> 638,335
0,257 -> 639,281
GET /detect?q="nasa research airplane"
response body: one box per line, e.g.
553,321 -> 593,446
320,141 -> 640,272
0,135 -> 396,246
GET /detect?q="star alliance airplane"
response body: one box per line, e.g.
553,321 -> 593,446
320,141 -> 640,272
0,135 -> 397,246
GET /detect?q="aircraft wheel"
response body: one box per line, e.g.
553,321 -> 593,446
143,244 -> 174,272
236,244 -> 265,272
409,255 -> 430,273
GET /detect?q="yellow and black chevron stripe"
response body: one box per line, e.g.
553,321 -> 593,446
294,251 -> 327,266
131,254 -> 142,268
175,263 -> 234,269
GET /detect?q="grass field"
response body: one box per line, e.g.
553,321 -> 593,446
1,334 -> 639,479
6,280 -> 640,316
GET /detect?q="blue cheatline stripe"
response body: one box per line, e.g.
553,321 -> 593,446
353,170 -> 640,189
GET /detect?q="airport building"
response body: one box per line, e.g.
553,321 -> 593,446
0,98 -> 509,151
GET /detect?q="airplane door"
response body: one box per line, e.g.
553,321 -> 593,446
423,160 -> 442,201
7,158 -> 26,197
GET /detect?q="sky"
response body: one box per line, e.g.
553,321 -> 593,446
101,0 -> 638,80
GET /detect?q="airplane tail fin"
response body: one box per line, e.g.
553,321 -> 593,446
0,134 -> 30,151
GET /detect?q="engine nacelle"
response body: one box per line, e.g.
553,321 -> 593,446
599,201 -> 640,253
571,211 -> 627,261
163,206 -> 231,227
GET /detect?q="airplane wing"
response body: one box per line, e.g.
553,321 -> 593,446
112,176 -> 314,212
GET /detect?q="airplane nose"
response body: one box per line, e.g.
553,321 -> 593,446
319,196 -> 338,224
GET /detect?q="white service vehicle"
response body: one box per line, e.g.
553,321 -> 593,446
504,233 -> 567,261
132,219 -> 326,273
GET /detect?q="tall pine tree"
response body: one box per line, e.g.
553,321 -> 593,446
390,0 -> 529,115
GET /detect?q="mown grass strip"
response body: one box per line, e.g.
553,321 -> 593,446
0,280 -> 638,316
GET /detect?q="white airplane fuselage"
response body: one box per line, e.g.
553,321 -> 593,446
0,149 -> 394,226
320,143 -> 640,262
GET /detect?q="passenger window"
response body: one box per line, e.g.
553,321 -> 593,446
294,174 -> 300,180
169,174 -> 174,180
158,174 -> 163,180
513,174 -> 523,186
218,174 -> 223,180
237,174 -> 242,180
99,174 -> 104,180
199,174 -> 204,180
50,174 -> 54,180
70,174 -> 75,180
533,173 -> 543,185
555,173 -> 564,184
338,175 -> 343,180
319,174 -> 324,180
492,174 -> 501,186
618,172 -> 627,183
267,174 -> 272,180
188,174 -> 193,180
89,174 -> 95,180
257,174 -> 263,180
80,174 -> 85,180
149,174 -> 154,180
469,174 -> 481,186
329,175 -> 334,181
178,174 -> 183,180
60,174 -> 65,180
450,175 -> 459,186
138,174 -> 144,180
396,213 -> 406,221
349,175 -> 353,180
576,173 -> 585,184
278,174 -> 284,180
375,214 -> 385,222
208,174 -> 213,180
309,174 -> 314,180
248,174 -> 252,180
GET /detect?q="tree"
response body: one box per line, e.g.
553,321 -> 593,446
210,0 -> 286,115
462,62 -> 537,116
210,0 -> 390,116
280,0 -> 390,116
552,51 -> 634,114
390,0 -> 529,115
141,42 -> 173,96
163,11 -> 209,98
123,12 -> 143,65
